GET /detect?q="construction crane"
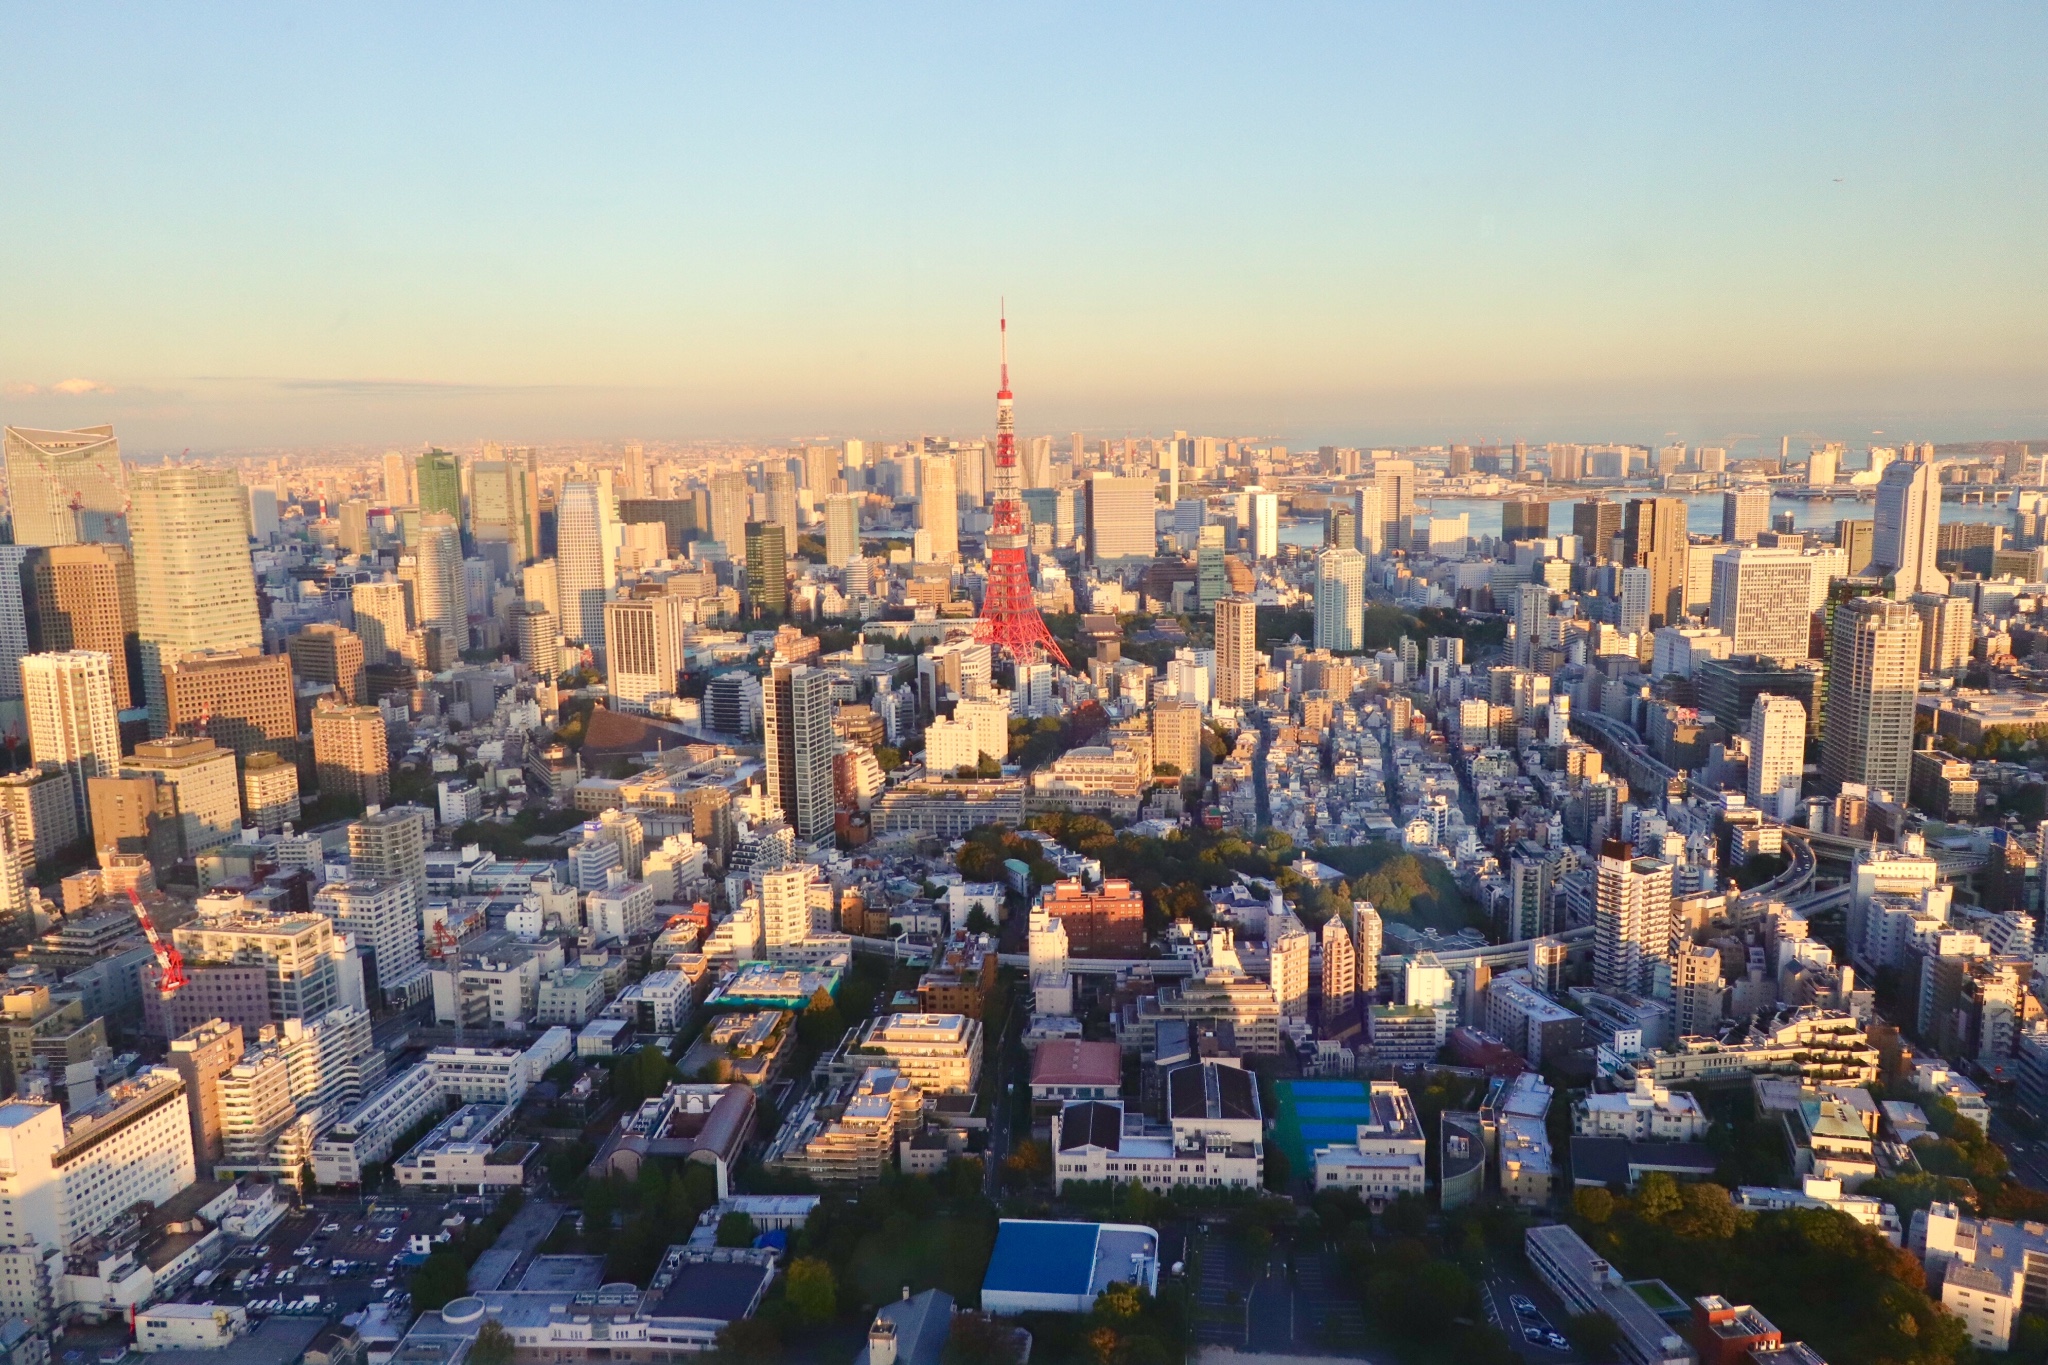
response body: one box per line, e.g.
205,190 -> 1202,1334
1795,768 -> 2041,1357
430,918 -> 460,961
127,888 -> 188,995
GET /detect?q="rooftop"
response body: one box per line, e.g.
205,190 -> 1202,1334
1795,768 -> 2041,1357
1031,1040 -> 1122,1091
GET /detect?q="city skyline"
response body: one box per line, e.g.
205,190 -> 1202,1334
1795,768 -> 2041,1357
3,7 -> 2045,447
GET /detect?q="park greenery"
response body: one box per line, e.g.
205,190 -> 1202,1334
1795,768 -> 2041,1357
1570,1173 -> 1972,1365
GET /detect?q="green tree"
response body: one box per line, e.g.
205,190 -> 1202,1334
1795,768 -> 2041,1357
1564,1311 -> 1622,1363
708,1318 -> 782,1364
1634,1171 -> 1682,1222
942,1311 -> 1021,1365
408,1248 -> 470,1310
964,906 -> 997,935
469,1320 -> 515,1365
716,1211 -> 759,1247
876,746 -> 903,772
1574,1186 -> 1616,1224
784,1256 -> 836,1324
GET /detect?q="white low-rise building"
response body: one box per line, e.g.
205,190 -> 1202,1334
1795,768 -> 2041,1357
1913,1201 -> 2045,1351
1312,1081 -> 1427,1201
393,1103 -> 529,1189
1736,1176 -> 1901,1244
1575,1074 -> 1709,1142
1052,1063 -> 1262,1193
136,1304 -> 247,1352
1914,1062 -> 1993,1132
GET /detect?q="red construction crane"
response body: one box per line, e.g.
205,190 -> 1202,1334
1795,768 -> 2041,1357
430,918 -> 460,960
127,889 -> 188,995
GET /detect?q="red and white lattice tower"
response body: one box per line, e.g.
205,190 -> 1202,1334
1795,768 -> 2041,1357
976,310 -> 1069,668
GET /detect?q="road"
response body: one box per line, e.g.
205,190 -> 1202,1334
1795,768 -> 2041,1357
1989,1115 -> 2048,1191
1478,1257 -> 1584,1362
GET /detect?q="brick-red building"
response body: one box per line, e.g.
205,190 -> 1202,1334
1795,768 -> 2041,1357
1040,878 -> 1145,958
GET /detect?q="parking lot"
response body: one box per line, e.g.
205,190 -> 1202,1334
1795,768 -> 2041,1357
175,1193 -> 499,1320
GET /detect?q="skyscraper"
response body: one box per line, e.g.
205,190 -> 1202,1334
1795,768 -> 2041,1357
624,442 -> 649,499
603,592 -> 687,712
312,702 -> 389,808
1746,693 -> 1807,819
919,458 -> 959,561
709,470 -> 750,558
415,449 -> 461,522
287,623 -> 367,704
1,425 -> 127,547
764,661 -> 835,846
350,581 -> 412,666
1085,473 -> 1155,566
1617,566 -> 1652,637
1373,459 -> 1416,550
556,481 -> 616,651
163,648 -> 298,765
1353,484 -> 1384,556
23,543 -> 138,709
824,493 -> 860,570
382,451 -> 415,507
129,467 -> 264,733
412,514 -> 467,652
1720,489 -> 1771,545
1215,596 -> 1258,705
468,451 -> 540,564
1501,501 -> 1550,543
1513,584 -> 1550,668
1247,489 -> 1279,560
766,469 -> 799,546
1911,592 -> 1973,677
1507,846 -> 1553,940
1709,547 -> 1815,663
1572,498 -> 1621,559
1872,458 -> 1946,599
745,521 -> 789,618
1622,497 -> 1688,628
1314,548 -> 1365,652
21,651 -> 120,832
1593,839 -> 1673,997
1823,595 -> 1921,798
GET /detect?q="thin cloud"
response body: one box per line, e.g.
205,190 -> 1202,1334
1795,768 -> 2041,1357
51,378 -> 110,395
1,382 -> 38,397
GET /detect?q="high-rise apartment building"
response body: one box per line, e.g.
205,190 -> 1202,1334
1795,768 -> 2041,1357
604,592 -> 688,712
1746,694 -> 1807,819
240,753 -> 300,833
1247,489 -> 1279,560
1085,473 -> 1155,566
1617,566 -> 1652,638
512,603 -> 559,676
381,451 -> 414,506
1593,839 -> 1673,997
1873,458 -> 1946,599
163,647 -> 297,766
129,468 -> 264,733
764,661 -> 835,846
1150,698 -> 1204,781
0,766 -> 79,872
1353,902 -> 1382,995
1823,596 -> 1921,798
1268,911 -> 1310,1022
1672,944 -> 1725,1041
919,458 -> 960,561
124,736 -> 240,858
288,623 -> 367,705
1911,593 -> 1973,677
1622,497 -> 1688,629
415,449 -> 461,522
556,481 -> 617,652
824,493 -> 861,569
350,581 -> 412,667
312,702 -> 390,808
20,651 -> 120,834
745,521 -> 789,617
760,865 -> 820,950
1353,484 -> 1384,557
314,880 -> 419,995
1709,547 -> 1815,663
766,469 -> 799,547
1321,917 -> 1356,1023
1514,584 -> 1550,669
167,1018 -> 244,1169
1314,548 -> 1366,652
1,425 -> 128,547
1508,846 -> 1554,941
172,903 -> 352,1023
1215,597 -> 1258,705
1721,489 -> 1772,545
23,544 -> 138,710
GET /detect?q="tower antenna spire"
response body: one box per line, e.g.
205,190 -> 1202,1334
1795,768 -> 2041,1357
974,305 -> 1068,672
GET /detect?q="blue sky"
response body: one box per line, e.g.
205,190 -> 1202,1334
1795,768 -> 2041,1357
2,4 -> 2044,451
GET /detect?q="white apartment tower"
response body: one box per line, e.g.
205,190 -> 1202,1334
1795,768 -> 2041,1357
1709,547 -> 1815,663
918,458 -> 959,561
1593,839 -> 1674,998
1314,548 -> 1366,653
1353,901 -> 1382,995
1746,694 -> 1808,819
1321,917 -> 1357,1023
824,493 -> 861,570
350,581 -> 412,666
21,650 -> 121,831
1822,596 -> 1922,799
1268,910 -> 1311,1023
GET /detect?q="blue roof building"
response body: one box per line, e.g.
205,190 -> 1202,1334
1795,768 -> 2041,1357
978,1219 -> 1160,1315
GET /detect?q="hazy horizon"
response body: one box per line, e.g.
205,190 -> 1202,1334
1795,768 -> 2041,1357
4,5 -> 2045,449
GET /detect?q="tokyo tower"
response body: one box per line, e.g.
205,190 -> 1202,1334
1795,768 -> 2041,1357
976,310 -> 1069,668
